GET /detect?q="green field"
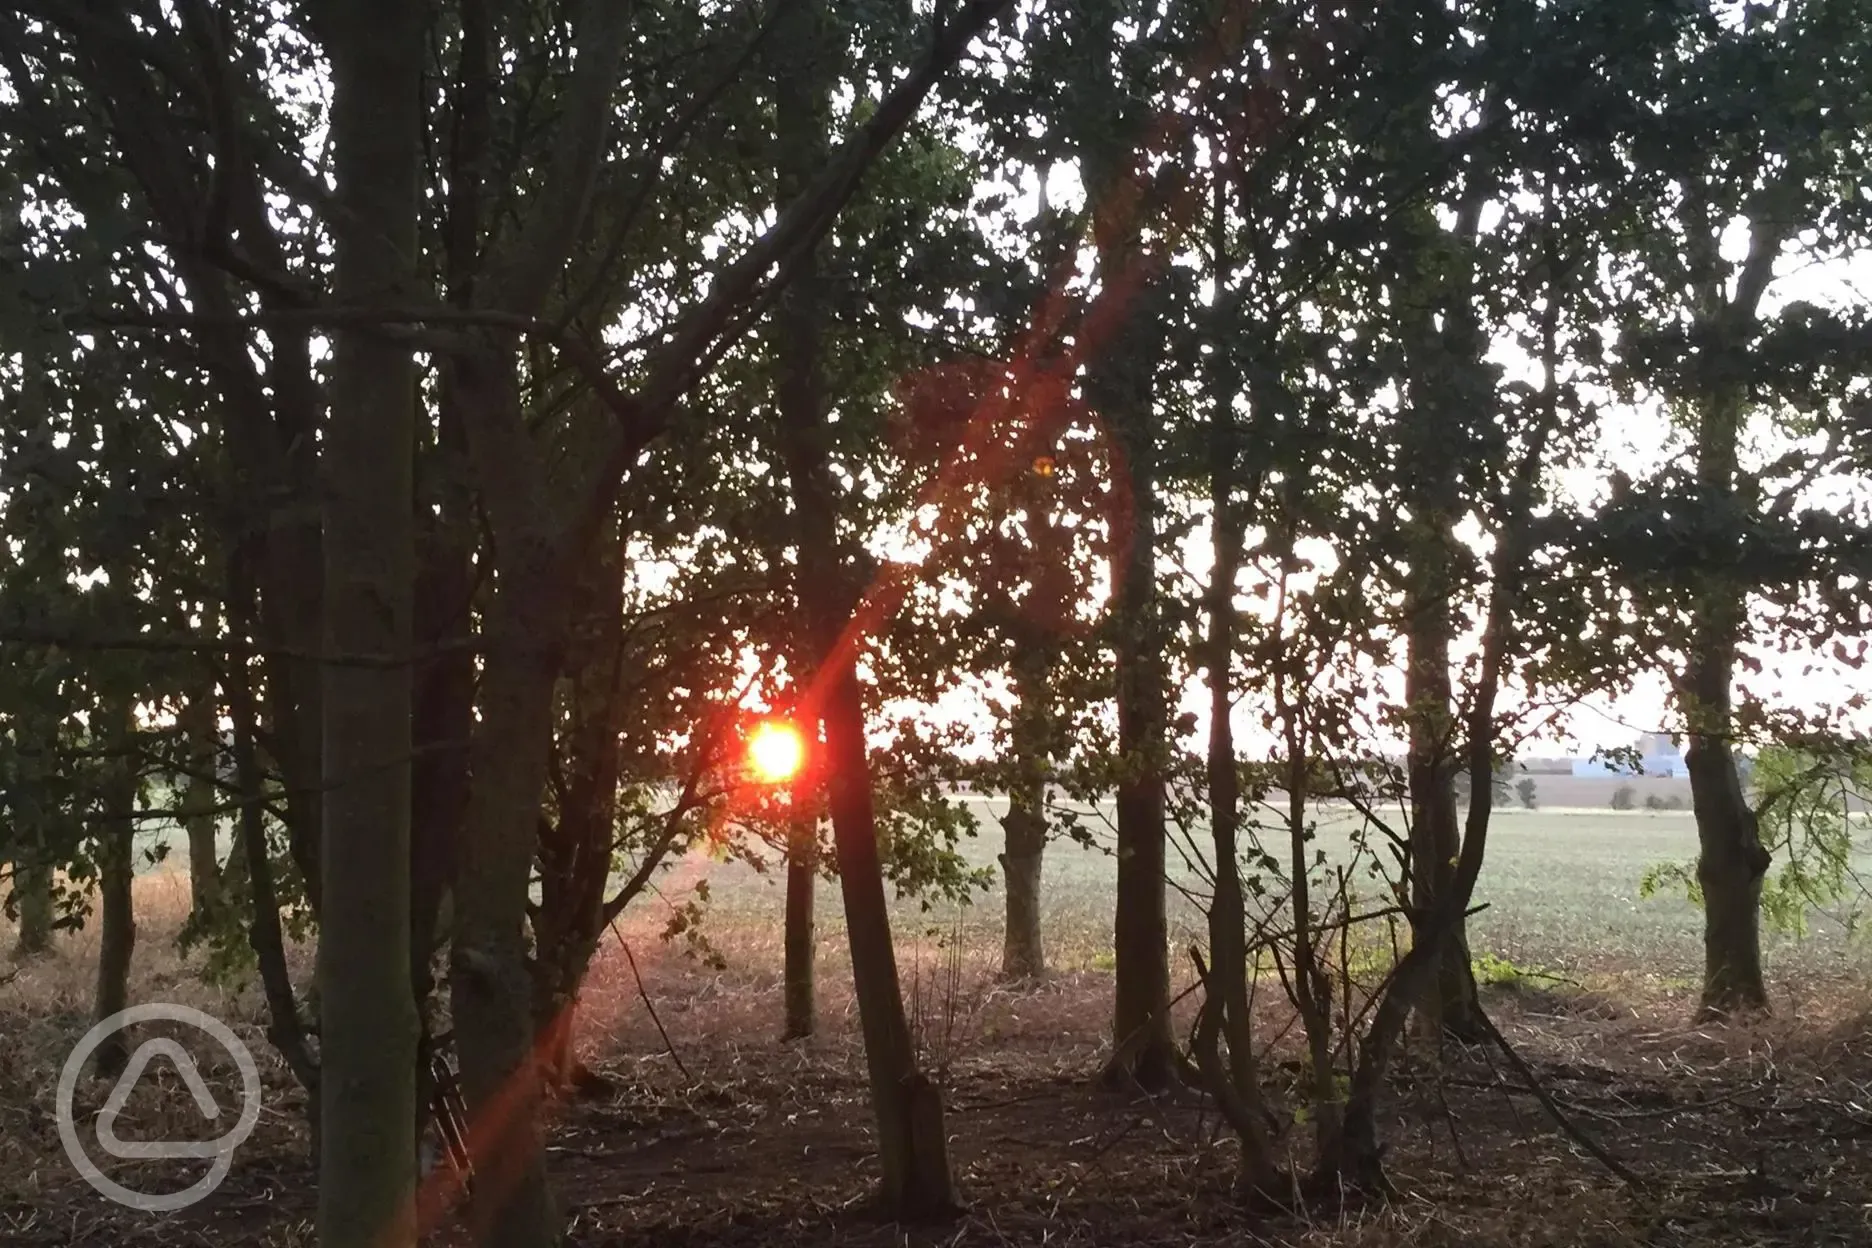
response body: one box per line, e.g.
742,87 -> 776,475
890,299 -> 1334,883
136,799 -> 1866,980
655,799 -> 1870,980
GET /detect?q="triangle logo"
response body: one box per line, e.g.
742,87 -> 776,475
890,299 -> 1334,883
95,1038 -> 226,1161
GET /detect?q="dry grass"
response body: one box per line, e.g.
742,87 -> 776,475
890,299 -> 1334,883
5,849 -> 1872,1247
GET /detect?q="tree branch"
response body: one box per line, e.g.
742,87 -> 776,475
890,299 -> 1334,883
487,0 -> 633,318
576,0 -> 1013,538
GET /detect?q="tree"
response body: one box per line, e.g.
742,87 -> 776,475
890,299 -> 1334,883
1034,0 -> 1180,1090
1517,777 -> 1538,810
1585,0 -> 1872,1018
314,2 -> 424,1243
178,690 -> 223,922
768,2 -> 837,1038
89,700 -> 139,1079
765,3 -> 961,1210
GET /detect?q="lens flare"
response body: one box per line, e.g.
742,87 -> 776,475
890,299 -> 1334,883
747,721 -> 805,783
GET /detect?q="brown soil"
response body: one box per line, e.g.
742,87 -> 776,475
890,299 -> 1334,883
6,922 -> 1871,1248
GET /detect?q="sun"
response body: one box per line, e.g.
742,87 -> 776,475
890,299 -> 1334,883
747,720 -> 806,784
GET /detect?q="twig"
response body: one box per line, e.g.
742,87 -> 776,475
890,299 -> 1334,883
608,918 -> 691,1083
1476,1008 -> 1644,1187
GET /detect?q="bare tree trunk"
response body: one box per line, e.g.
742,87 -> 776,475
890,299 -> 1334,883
824,666 -> 961,1215
769,4 -> 958,1211
1687,690 -> 1770,1017
783,811 -> 817,1039
1685,393 -> 1769,1018
999,644 -> 1049,981
1194,316 -> 1284,1195
450,573 -> 563,1248
316,3 -> 422,1243
409,510 -> 473,1019
1396,171 -> 1489,1043
531,533 -> 626,1094
11,861 -> 53,959
179,691 -> 223,922
1322,277 -> 1565,1194
92,705 -> 138,1079
1093,288 -> 1175,1091
771,0 -> 832,1047
998,801 -> 1046,982
229,593 -> 321,1127
1402,566 -> 1482,1040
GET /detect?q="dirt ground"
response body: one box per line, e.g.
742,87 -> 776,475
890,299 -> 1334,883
5,886 -> 1872,1248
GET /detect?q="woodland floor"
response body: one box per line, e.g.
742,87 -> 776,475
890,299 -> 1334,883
4,828 -> 1872,1247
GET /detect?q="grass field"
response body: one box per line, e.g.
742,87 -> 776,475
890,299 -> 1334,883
131,798 -> 1866,985
575,798 -> 1869,985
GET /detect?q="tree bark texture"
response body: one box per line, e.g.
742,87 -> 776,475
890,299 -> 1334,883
1063,27 -> 1178,1082
317,2 -> 423,1243
783,811 -> 818,1039
1686,393 -> 1770,1017
11,861 -> 53,960
1401,536 -> 1482,1040
1089,275 -> 1175,1091
999,644 -> 1050,981
449,526 -> 563,1248
771,0 -> 833,1046
179,691 -> 223,922
531,519 -> 628,1090
1394,161 -> 1490,1042
91,703 -> 138,1079
1196,336 -> 1284,1194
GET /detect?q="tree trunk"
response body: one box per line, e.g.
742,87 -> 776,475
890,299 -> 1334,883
410,339 -> 476,985
1394,205 -> 1487,1041
1195,313 -> 1284,1195
770,7 -> 956,1208
317,3 -> 423,1244
529,509 -> 627,1094
450,578 -> 563,1248
1091,284 -> 1175,1091
1685,379 -> 1771,1017
262,531 -> 326,913
179,692 -> 222,922
11,861 -> 53,959
92,831 -> 135,1077
1402,570 -> 1482,1040
770,0 -> 834,1049
1683,579 -> 1769,1017
231,537 -> 322,1116
92,709 -> 138,1079
999,802 -> 1046,981
783,811 -> 817,1039
229,595 -> 321,1126
999,644 -> 1049,981
824,665 -> 960,1216
1687,706 -> 1770,1017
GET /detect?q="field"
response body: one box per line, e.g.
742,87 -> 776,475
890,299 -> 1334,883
674,799 -> 1869,986
6,803 -> 1872,1247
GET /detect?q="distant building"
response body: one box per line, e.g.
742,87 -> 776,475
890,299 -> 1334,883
1570,732 -> 1691,779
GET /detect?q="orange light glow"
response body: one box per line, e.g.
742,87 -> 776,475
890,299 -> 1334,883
1032,455 -> 1055,478
747,721 -> 806,783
